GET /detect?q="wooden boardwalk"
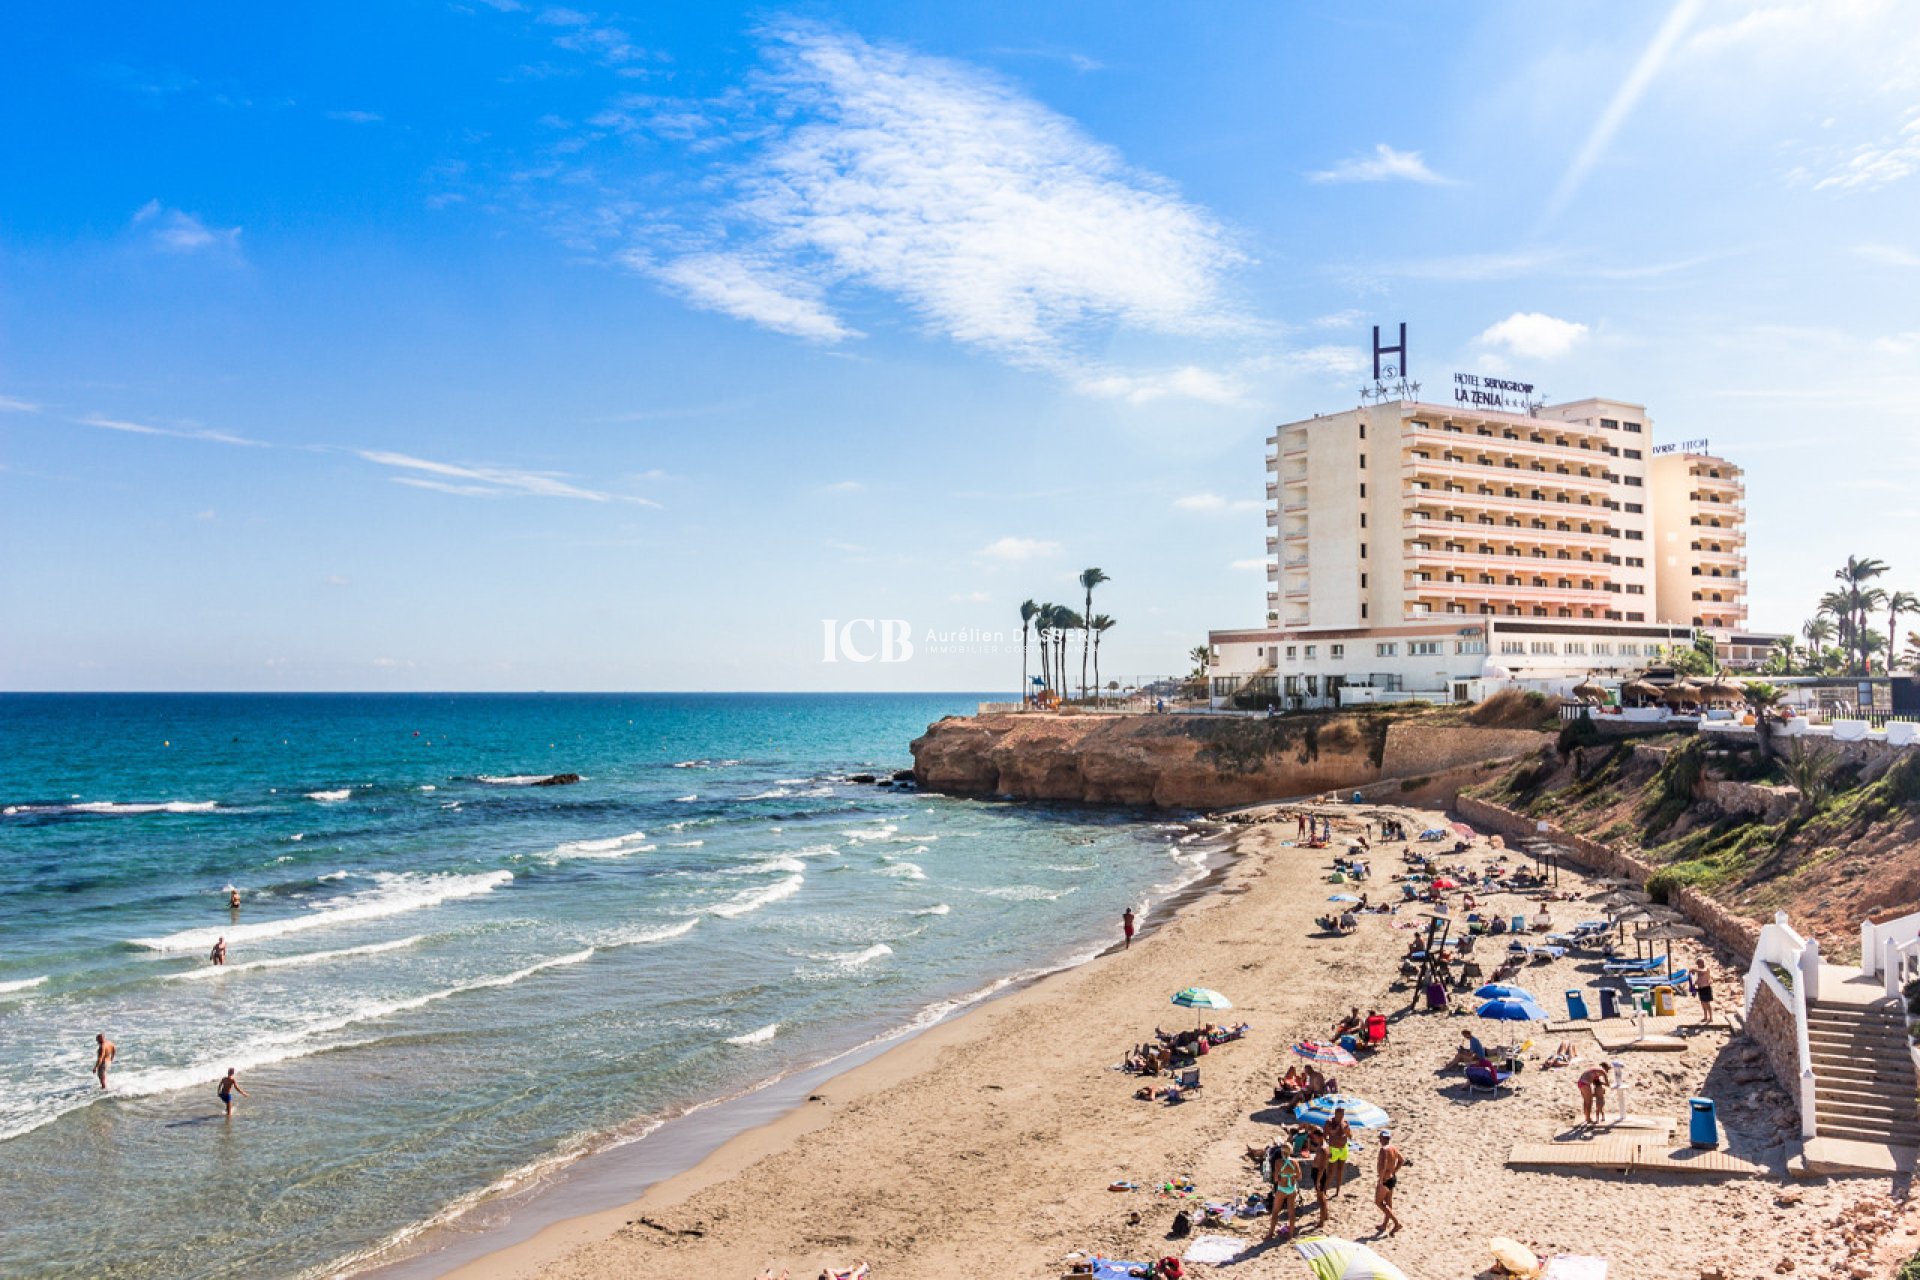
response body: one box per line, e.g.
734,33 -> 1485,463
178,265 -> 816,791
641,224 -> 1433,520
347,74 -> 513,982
1507,1139 -> 1762,1178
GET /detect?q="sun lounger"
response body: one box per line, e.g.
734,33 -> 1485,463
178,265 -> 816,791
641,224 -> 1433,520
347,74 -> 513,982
1175,1067 -> 1202,1092
1602,957 -> 1662,972
1624,968 -> 1689,990
1466,1062 -> 1516,1096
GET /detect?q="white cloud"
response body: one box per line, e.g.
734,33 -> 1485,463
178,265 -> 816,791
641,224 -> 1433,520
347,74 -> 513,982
1545,0 -> 1706,220
357,450 -> 661,505
1311,309 -> 1363,329
324,574 -> 350,587
638,24 -> 1242,388
1072,364 -> 1243,406
1813,111 -> 1920,191
950,590 -> 991,603
82,414 -> 264,446
1274,345 -> 1367,377
1307,144 -> 1453,185
1855,243 -> 1920,267
639,252 -> 857,343
978,536 -> 1061,562
0,394 -> 39,412
1229,558 -> 1267,571
1477,312 -> 1591,360
132,199 -> 242,255
1174,492 -> 1261,513
193,509 -> 216,521
326,109 -> 383,124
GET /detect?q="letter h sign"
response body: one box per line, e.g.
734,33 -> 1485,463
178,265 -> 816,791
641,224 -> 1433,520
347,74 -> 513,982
1372,323 -> 1407,380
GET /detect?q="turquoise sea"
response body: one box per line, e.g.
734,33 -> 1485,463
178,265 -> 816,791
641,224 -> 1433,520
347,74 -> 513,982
0,694 -> 1209,1279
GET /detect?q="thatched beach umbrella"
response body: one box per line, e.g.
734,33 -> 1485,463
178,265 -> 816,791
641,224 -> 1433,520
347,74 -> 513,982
1622,678 -> 1663,707
1663,680 -> 1702,706
1636,920 -> 1704,970
1588,888 -> 1650,907
1572,677 -> 1609,703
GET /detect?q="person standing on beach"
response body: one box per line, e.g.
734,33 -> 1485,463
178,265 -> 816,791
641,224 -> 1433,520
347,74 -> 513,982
1373,1130 -> 1404,1235
1324,1108 -> 1352,1198
1695,962 -> 1715,1024
1121,907 -> 1136,949
1264,1140 -> 1302,1240
216,1068 -> 249,1118
1306,1129 -> 1332,1228
1577,1065 -> 1609,1124
209,937 -> 227,966
94,1033 -> 115,1089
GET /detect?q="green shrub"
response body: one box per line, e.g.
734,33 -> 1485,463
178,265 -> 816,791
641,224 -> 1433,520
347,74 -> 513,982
1642,738 -> 1704,837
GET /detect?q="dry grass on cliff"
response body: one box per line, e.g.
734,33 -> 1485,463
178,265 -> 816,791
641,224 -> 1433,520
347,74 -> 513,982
1456,687 -> 1568,731
1471,736 -> 1920,957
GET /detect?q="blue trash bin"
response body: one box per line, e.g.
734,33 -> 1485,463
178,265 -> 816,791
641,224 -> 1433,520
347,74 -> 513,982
1689,1096 -> 1719,1148
1565,990 -> 1589,1021
1598,987 -> 1620,1019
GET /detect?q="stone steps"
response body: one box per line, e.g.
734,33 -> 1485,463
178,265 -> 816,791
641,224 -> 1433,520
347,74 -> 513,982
1807,999 -> 1920,1149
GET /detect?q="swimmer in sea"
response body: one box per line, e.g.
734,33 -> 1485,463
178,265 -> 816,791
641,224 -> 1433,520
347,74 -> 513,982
95,1033 -> 116,1089
228,888 -> 241,911
217,1068 -> 249,1118
209,937 -> 227,966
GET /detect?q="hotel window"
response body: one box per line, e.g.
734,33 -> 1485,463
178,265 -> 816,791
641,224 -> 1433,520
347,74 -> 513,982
1530,641 -> 1557,654
1360,513 -> 1367,528
1285,646 -> 1296,659
1360,573 -> 1368,588
1359,454 -> 1367,469
1359,483 -> 1366,499
1330,644 -> 1345,658
1500,640 -> 1525,655
1625,530 -> 1644,540
1410,641 -> 1441,656
1624,422 -> 1642,432
1458,640 -> 1486,655
1600,418 -> 1618,429
1627,611 -> 1645,621
1304,645 -> 1317,658
1360,543 -> 1367,559
1565,641 -> 1587,655
1594,642 -> 1613,656
1626,584 -> 1645,594
1376,642 -> 1398,657
1624,448 -> 1642,460
1624,502 -> 1643,513
1626,556 -> 1644,567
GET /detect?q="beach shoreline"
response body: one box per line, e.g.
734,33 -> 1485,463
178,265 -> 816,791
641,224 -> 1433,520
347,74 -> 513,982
353,817 -> 1244,1280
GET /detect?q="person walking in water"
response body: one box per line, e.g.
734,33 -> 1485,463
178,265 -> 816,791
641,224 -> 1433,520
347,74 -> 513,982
228,888 -> 241,911
217,1068 -> 249,1118
209,937 -> 227,966
94,1033 -> 116,1089
1121,907 -> 1136,950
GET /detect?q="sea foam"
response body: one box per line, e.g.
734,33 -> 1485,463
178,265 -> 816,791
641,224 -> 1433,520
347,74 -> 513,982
725,1023 -> 779,1045
129,870 -> 513,952
709,873 -> 803,918
169,935 -> 423,981
3,800 -> 218,817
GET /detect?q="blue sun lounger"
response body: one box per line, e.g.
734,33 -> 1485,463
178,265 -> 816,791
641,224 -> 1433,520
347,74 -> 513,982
1624,968 -> 1690,990
1602,957 -> 1663,973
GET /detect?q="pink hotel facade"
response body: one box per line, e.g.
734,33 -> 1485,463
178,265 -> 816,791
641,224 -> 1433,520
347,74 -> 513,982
1206,395 -> 1759,709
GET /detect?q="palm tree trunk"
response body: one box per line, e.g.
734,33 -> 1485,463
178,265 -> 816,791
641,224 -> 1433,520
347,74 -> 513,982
1020,626 -> 1030,706
1038,631 -> 1051,694
1093,634 -> 1102,702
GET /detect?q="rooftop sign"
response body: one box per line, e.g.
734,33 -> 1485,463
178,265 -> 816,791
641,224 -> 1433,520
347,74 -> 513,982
1452,372 -> 1542,414
1650,438 -> 1710,456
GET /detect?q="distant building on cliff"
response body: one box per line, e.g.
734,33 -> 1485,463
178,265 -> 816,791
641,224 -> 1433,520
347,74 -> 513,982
1207,348 -> 1766,709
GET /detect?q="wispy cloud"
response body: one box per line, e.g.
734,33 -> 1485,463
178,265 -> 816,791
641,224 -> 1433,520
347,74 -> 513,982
357,450 -> 661,505
0,394 -> 40,413
1855,242 -> 1920,267
325,109 -> 383,124
1174,493 -> 1260,513
132,199 -> 242,255
1477,312 -> 1591,360
1813,110 -> 1920,191
816,479 -> 865,494
1072,365 -> 1243,406
978,536 -> 1061,562
628,23 -> 1243,397
82,414 -> 265,446
1308,144 -> 1453,185
1544,0 -> 1705,221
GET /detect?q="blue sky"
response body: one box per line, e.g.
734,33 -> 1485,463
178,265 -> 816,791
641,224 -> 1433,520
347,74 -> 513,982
3,1 -> 1918,691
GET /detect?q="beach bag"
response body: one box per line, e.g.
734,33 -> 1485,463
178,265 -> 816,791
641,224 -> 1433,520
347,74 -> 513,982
1155,1260 -> 1184,1280
1169,1209 -> 1192,1238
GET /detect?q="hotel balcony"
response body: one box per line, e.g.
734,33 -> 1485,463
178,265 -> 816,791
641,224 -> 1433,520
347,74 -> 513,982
1697,609 -> 1747,629
1406,546 -> 1612,579
1405,417 -> 1608,460
1689,493 -> 1745,514
1689,469 -> 1744,496
1266,481 -> 1279,499
1267,507 -> 1282,528
1265,536 -> 1278,554
1405,487 -> 1613,523
1691,545 -> 1747,569
1406,578 -> 1613,610
1267,560 -> 1281,580
1403,514 -> 1609,552
1404,455 -> 1611,495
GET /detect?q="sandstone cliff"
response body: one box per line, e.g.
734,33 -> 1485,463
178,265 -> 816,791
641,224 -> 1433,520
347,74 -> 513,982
910,711 -> 1549,808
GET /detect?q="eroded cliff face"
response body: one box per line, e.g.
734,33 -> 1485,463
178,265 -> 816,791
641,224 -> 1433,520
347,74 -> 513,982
910,712 -> 1549,808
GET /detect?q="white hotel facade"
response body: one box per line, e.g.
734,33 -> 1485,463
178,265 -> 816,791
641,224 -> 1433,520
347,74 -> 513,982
1206,390 -> 1755,709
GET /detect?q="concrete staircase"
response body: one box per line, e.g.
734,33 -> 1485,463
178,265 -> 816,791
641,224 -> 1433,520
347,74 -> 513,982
1807,998 -> 1920,1149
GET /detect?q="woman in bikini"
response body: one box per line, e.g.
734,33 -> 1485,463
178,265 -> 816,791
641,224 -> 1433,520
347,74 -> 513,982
1265,1142 -> 1302,1239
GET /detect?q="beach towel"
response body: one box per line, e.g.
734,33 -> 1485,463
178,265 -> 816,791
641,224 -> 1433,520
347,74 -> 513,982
1540,1257 -> 1609,1280
1087,1260 -> 1150,1280
1184,1234 -> 1246,1264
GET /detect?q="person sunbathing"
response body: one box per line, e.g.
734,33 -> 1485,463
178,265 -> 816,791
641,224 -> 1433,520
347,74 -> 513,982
1543,1041 -> 1576,1068
819,1264 -> 869,1280
1274,1065 -> 1306,1102
1331,1007 -> 1362,1038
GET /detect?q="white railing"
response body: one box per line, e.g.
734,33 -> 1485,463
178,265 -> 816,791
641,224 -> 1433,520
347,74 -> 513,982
1863,907 -> 1920,997
1744,910 -> 1821,1139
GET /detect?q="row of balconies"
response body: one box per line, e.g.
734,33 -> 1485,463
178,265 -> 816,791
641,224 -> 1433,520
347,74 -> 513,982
1405,455 -> 1611,495
1405,418 -> 1609,460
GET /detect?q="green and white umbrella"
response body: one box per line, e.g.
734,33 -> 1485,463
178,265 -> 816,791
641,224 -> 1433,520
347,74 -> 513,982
1293,1235 -> 1410,1280
1170,986 -> 1232,1025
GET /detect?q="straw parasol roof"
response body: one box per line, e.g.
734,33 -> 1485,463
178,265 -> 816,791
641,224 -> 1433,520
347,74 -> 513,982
1662,680 -> 1702,705
1699,677 -> 1745,701
1623,678 -> 1663,703
1588,888 -> 1651,906
1572,677 -> 1609,702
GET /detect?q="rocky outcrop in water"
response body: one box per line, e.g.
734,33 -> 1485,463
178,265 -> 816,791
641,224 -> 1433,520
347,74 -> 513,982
910,712 -> 1548,808
532,773 -> 582,786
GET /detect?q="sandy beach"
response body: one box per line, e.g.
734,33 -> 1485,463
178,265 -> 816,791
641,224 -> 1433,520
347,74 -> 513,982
431,801 -> 1904,1280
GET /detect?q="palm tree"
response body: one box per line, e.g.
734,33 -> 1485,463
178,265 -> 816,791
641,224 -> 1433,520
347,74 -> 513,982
1053,607 -> 1082,696
1018,599 -> 1039,706
1089,614 -> 1115,702
1742,680 -> 1787,761
1189,645 -> 1212,677
1078,568 -> 1109,700
1802,615 -> 1834,669
1769,634 -> 1799,676
1833,556 -> 1890,673
1034,603 -> 1054,694
1904,629 -> 1920,673
1886,591 -> 1919,674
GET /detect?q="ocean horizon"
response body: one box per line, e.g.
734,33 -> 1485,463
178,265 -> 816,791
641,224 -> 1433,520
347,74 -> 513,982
0,692 -> 1212,1279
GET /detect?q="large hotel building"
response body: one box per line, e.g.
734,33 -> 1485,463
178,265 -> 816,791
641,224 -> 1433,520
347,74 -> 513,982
1207,390 -> 1764,709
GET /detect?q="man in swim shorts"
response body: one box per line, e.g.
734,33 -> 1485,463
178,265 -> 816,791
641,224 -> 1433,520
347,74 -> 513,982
1324,1108 -> 1352,1198
217,1067 -> 249,1118
1122,907 -> 1135,950
1374,1129 -> 1404,1235
94,1033 -> 115,1089
209,937 -> 227,966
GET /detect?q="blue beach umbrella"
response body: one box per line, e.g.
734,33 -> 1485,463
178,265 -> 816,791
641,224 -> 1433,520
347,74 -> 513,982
1170,986 -> 1232,1010
1473,983 -> 1537,1002
1476,996 -> 1549,1022
1293,1093 -> 1390,1128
